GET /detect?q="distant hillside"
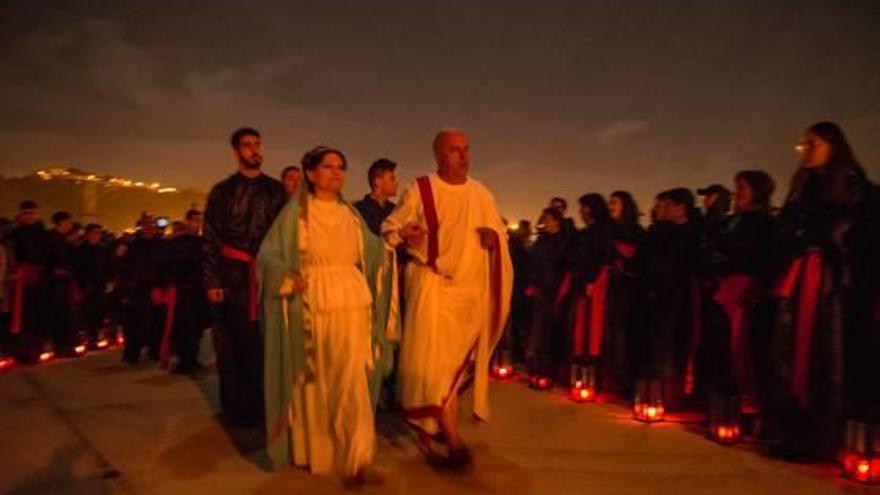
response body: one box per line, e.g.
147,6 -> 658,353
0,167 -> 206,233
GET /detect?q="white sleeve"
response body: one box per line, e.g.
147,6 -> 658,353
381,182 -> 421,248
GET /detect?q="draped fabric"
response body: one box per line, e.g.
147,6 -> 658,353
383,174 -> 513,435
259,194 -> 398,472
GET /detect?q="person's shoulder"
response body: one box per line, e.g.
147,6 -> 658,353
259,174 -> 285,193
352,194 -> 370,209
260,173 -> 283,186
466,177 -> 499,200
209,173 -> 239,193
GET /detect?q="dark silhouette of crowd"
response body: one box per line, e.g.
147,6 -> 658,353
0,206 -> 208,374
502,121 -> 880,463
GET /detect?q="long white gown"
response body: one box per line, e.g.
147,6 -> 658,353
382,174 -> 512,435
290,196 -> 375,476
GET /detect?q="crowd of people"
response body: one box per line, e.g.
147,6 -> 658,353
0,121 -> 877,484
0,203 -> 210,372
504,121 -> 880,463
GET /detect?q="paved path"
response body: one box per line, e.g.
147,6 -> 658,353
0,347 -> 876,495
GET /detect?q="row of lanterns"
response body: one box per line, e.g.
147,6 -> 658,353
0,329 -> 124,373
490,352 -> 878,485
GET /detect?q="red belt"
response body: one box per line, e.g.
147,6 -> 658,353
156,285 -> 178,369
220,245 -> 258,323
588,266 -> 611,358
10,263 -> 43,335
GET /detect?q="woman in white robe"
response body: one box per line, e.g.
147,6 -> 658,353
260,146 -> 397,485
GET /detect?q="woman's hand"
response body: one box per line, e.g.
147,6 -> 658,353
279,272 -> 306,296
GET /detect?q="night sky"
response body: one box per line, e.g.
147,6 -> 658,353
1,1 -> 878,221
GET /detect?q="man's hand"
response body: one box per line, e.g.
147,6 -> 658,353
206,288 -> 224,304
280,272 -> 306,296
477,227 -> 498,250
400,222 -> 426,249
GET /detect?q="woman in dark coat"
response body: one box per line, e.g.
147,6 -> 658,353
767,121 -> 871,460
700,171 -> 778,413
567,194 -> 619,392
604,191 -> 648,397
525,208 -> 573,385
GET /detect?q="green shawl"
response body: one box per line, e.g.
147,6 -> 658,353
257,195 -> 398,471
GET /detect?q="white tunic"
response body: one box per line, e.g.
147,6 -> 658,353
290,197 -> 375,476
383,174 -> 511,434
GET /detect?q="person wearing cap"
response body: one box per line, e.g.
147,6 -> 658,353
697,184 -> 732,223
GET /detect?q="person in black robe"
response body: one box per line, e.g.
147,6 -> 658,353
606,191 -> 648,398
645,188 -> 702,410
525,208 -> 572,384
700,171 -> 778,415
6,201 -> 52,362
506,219 -> 533,364
353,158 -> 398,236
45,211 -> 81,356
766,121 -> 871,461
549,197 -> 577,237
568,194 -> 618,393
203,127 -> 286,425
74,224 -> 111,348
164,209 -> 209,374
118,217 -> 167,364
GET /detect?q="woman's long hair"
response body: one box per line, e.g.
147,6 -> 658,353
787,122 -> 867,207
578,193 -> 612,225
610,190 -> 641,227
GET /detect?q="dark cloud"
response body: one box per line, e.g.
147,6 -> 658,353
1,0 -> 878,220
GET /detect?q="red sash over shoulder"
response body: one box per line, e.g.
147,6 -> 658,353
415,176 -> 440,271
405,176 -> 507,425
774,250 -> 823,407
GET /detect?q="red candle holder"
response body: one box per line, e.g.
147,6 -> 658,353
569,364 -> 597,403
529,375 -> 553,390
73,332 -> 88,356
490,350 -> 515,380
708,395 -> 742,445
0,355 -> 14,372
633,378 -> 664,423
842,421 -> 880,484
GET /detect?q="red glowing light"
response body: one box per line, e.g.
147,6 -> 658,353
116,334 -> 125,346
74,345 -> 87,355
858,461 -> 871,475
634,403 -> 665,423
0,358 -> 13,371
39,352 -> 54,363
491,364 -> 514,379
96,339 -> 109,349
